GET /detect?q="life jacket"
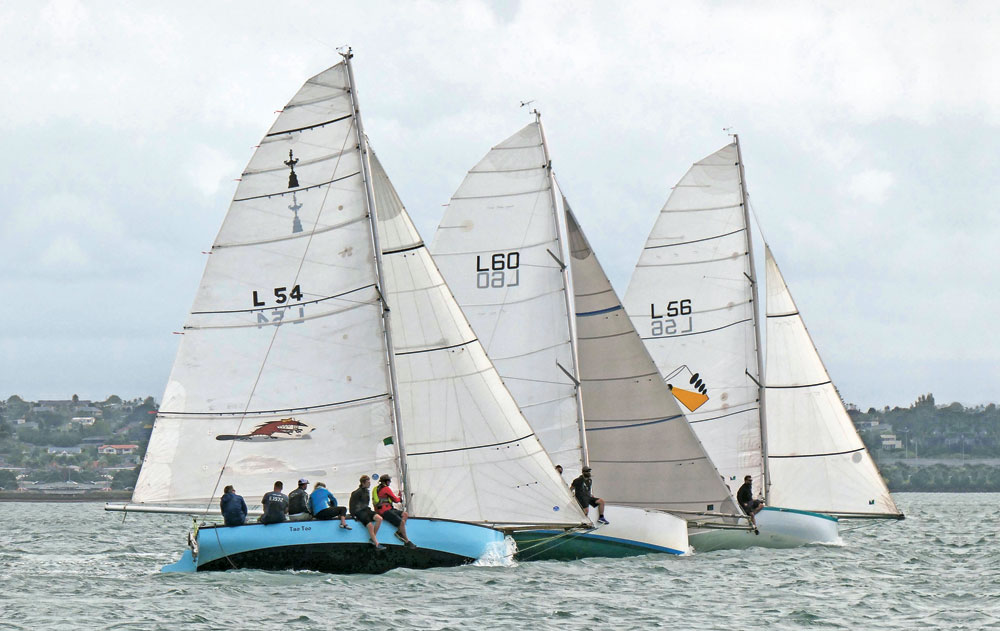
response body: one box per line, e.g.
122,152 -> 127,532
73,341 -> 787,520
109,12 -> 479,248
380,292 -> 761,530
373,484 -> 393,510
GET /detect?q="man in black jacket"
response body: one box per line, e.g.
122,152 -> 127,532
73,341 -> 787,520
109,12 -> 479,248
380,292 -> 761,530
737,475 -> 764,532
288,478 -> 312,521
570,467 -> 609,525
349,475 -> 384,549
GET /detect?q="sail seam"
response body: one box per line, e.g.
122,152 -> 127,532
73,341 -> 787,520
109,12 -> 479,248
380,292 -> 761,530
470,166 -> 545,174
577,330 -> 632,342
214,213 -> 368,250
767,380 -> 832,389
266,113 -> 352,137
687,407 -> 760,425
489,143 -> 542,150
233,171 -> 361,202
407,433 -> 535,457
243,148 -> 352,175
451,187 -> 549,201
382,242 -> 424,255
590,456 -> 708,464
575,305 -> 623,317
191,283 -> 376,315
394,339 -> 477,356
660,203 -> 742,213
766,311 -> 800,318
585,413 -> 685,431
769,447 -> 864,459
580,371 -> 659,383
644,228 -> 745,250
640,317 -> 751,340
635,253 -> 747,268
156,392 -> 389,416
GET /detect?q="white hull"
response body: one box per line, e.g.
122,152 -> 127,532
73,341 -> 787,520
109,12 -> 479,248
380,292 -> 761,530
689,506 -> 840,552
511,504 -> 690,560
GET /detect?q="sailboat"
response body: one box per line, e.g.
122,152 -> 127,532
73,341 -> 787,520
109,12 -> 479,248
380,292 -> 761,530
106,52 -> 590,574
430,115 -> 743,559
623,136 -> 903,550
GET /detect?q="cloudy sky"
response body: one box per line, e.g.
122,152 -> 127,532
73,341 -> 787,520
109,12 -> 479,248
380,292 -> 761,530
1,1 -> 997,408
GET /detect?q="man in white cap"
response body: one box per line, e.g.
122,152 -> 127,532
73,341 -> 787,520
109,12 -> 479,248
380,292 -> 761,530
288,477 -> 313,521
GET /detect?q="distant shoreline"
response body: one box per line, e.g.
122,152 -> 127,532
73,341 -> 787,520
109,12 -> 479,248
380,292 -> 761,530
0,491 -> 131,502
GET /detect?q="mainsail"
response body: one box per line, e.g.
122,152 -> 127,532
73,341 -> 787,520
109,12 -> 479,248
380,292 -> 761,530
134,59 -> 586,528
622,142 -> 765,494
429,121 -> 586,476
565,207 -> 740,515
764,246 -> 900,517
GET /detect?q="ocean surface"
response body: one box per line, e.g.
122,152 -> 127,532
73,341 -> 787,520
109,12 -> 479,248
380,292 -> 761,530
0,493 -> 993,630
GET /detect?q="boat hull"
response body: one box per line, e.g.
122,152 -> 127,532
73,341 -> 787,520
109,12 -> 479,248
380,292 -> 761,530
510,505 -> 688,561
689,506 -> 840,551
162,517 -> 506,574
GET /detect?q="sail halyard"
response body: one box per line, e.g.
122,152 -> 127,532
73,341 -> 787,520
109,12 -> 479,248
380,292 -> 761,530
536,111 -> 589,468
343,50 -> 410,507
734,134 -> 771,502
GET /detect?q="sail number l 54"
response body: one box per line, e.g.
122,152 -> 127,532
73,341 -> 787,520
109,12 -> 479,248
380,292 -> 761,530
252,285 -> 304,307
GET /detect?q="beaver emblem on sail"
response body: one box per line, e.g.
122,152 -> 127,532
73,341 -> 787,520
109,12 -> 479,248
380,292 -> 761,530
215,418 -> 315,441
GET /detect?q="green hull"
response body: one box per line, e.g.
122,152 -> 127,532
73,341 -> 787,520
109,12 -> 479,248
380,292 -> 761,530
510,530 -> 683,562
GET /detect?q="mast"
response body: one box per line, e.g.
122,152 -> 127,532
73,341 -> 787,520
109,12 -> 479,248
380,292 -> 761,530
733,133 -> 770,501
343,49 -> 411,506
535,110 -> 590,468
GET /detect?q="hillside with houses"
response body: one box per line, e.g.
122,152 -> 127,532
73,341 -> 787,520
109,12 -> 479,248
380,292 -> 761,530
0,394 -> 155,497
1,392 -> 998,497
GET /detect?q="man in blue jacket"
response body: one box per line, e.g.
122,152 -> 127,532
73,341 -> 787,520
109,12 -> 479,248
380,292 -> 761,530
310,481 -> 351,529
220,485 -> 247,527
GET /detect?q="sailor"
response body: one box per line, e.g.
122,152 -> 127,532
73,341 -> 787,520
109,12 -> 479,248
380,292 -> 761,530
220,484 -> 247,526
737,475 -> 764,532
570,467 -> 609,524
373,474 -> 415,548
310,481 -> 350,529
260,480 -> 289,525
349,475 -> 384,549
288,478 -> 313,521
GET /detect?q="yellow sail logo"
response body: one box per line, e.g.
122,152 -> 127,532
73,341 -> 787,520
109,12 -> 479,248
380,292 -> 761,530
668,385 -> 709,412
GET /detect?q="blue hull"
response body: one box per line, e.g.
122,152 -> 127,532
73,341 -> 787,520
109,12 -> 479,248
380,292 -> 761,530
163,517 -> 505,574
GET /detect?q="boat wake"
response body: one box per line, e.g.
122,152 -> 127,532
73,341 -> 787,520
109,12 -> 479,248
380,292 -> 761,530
472,536 -> 517,567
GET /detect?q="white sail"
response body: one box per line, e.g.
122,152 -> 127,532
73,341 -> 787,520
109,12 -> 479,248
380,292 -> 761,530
134,63 -> 396,508
623,143 -> 765,493
370,152 -> 587,525
764,246 -> 900,517
566,205 -> 740,515
134,62 -> 587,528
429,122 -> 585,476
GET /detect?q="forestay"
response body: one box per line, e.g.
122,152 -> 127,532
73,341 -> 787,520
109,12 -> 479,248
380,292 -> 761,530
566,206 -> 739,515
370,152 -> 587,525
623,143 -> 765,493
764,246 -> 900,517
429,122 -> 585,477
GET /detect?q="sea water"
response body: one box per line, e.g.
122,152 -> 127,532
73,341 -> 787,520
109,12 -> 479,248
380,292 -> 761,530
0,493 -> 993,630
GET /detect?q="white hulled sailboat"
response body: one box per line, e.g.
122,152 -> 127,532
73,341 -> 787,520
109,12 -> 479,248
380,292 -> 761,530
623,135 -> 902,550
430,114 -> 744,558
107,52 -> 589,573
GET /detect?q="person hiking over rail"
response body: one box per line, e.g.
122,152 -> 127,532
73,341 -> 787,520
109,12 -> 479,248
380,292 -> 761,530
373,474 -> 415,548
349,475 -> 383,550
